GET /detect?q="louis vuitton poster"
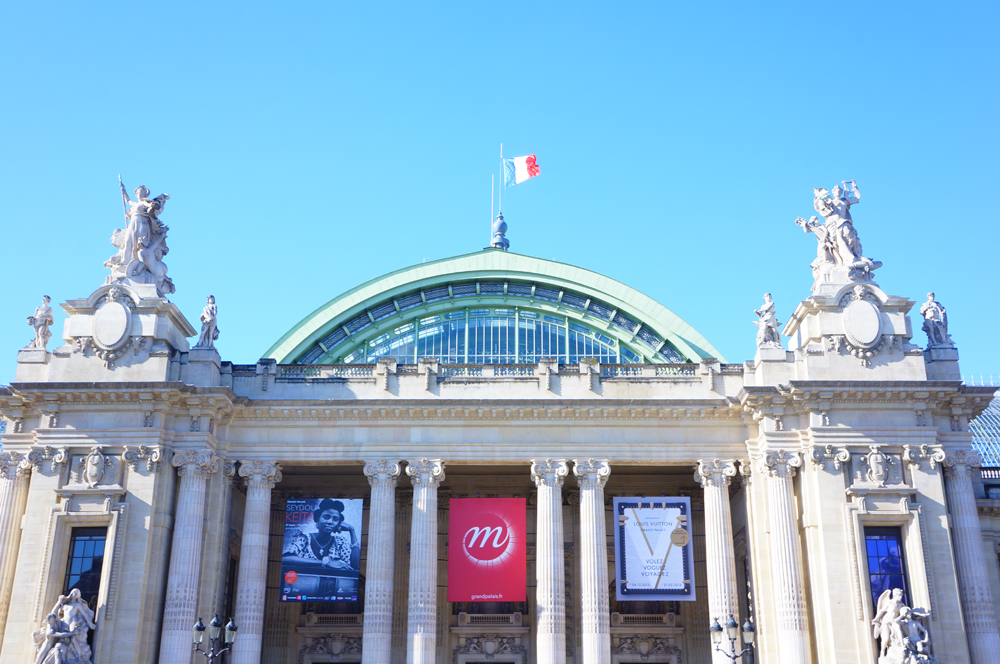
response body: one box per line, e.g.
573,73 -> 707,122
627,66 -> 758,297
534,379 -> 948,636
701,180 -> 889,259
280,498 -> 363,602
613,497 -> 696,601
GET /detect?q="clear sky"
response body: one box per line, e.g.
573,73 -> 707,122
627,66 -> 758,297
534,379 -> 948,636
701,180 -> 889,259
1,2 -> 997,383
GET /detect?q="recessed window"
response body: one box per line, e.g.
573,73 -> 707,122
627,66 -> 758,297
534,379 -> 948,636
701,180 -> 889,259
63,527 -> 107,612
865,526 -> 909,608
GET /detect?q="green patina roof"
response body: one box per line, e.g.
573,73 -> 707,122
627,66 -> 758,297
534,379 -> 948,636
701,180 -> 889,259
265,249 -> 725,364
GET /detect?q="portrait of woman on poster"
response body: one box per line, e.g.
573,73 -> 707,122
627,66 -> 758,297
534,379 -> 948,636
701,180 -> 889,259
282,499 -> 360,571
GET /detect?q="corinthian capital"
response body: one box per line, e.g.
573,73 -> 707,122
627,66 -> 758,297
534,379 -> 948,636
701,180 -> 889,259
364,459 -> 402,488
405,459 -> 445,487
943,449 -> 982,479
756,450 -> 802,478
238,460 -> 282,488
696,459 -> 737,487
0,451 -> 31,480
171,449 -> 220,478
572,459 -> 610,489
531,459 -> 569,488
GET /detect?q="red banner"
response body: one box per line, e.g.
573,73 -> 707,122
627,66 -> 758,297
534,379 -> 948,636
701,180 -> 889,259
448,498 -> 526,602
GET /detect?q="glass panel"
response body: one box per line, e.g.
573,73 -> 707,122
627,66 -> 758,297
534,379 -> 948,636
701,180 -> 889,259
864,526 -> 909,612
63,527 -> 108,616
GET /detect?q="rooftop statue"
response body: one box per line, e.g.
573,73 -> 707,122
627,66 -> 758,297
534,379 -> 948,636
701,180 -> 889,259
26,295 -> 53,350
920,292 -> 953,349
753,293 -> 782,347
795,180 -> 882,283
871,588 -> 935,664
195,295 -> 220,349
105,178 -> 174,296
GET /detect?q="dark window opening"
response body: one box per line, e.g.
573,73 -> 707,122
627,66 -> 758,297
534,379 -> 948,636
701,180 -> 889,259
865,526 -> 909,609
63,527 -> 107,612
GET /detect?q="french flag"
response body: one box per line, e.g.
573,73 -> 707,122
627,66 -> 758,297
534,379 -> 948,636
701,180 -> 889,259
503,154 -> 540,187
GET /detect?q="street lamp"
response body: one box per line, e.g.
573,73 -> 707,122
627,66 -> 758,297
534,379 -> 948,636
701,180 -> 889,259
192,613 -> 238,661
710,614 -> 755,661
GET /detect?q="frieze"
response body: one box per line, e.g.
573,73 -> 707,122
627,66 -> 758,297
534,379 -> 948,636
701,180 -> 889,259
453,635 -> 526,663
299,635 -> 362,663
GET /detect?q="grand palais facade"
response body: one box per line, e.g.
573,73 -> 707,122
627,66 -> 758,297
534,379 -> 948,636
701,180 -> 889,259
1,183 -> 999,664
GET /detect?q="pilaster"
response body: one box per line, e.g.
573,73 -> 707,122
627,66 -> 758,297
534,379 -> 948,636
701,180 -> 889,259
0,452 -> 31,653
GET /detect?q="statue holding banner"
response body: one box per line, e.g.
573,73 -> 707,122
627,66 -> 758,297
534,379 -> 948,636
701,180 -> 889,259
795,180 -> 882,283
105,179 -> 174,296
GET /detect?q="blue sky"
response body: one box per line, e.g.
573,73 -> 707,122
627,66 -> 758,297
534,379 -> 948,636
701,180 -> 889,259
1,2 -> 997,382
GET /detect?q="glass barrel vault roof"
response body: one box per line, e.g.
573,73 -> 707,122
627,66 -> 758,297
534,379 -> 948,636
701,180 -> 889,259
265,250 -> 725,365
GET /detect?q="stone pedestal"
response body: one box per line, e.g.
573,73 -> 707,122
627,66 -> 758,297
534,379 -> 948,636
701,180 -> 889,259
231,461 -> 282,664
944,450 -> 1000,663
184,348 -> 222,387
696,460 -> 740,664
757,451 -> 808,664
0,453 -> 30,652
363,460 -> 401,664
158,450 -> 219,664
532,459 -> 569,664
924,346 -> 961,380
405,459 -> 444,664
572,459 -> 610,664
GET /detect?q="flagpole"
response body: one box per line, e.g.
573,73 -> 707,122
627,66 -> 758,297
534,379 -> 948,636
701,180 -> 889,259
499,142 -> 503,215
490,174 -> 495,245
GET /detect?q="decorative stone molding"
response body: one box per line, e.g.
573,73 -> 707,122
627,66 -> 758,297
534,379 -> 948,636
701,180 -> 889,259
222,461 -> 237,486
453,635 -> 526,663
364,459 -> 401,487
695,458 -> 736,487
12,417 -> 23,433
943,449 -> 981,479
103,502 -> 129,619
572,458 -> 610,488
808,445 -> 850,471
238,459 -> 282,488
299,635 -> 362,663
903,444 -> 946,472
27,446 -> 69,473
123,443 -> 165,473
756,449 -> 801,478
531,459 -> 569,487
405,458 -> 445,487
171,449 -> 220,478
77,446 -> 114,487
0,451 -> 31,479
613,634 -> 681,659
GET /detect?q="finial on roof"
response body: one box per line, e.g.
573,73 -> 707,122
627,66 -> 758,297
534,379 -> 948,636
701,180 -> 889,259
490,212 -> 509,251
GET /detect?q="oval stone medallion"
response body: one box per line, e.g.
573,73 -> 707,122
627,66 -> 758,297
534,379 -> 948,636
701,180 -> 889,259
844,298 -> 881,348
93,300 -> 131,349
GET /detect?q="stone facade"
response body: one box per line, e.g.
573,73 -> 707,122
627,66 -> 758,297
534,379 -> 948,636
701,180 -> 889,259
1,186 -> 999,664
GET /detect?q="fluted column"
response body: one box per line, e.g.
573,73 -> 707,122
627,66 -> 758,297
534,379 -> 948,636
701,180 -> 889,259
532,459 -> 569,664
944,449 -> 1000,662
757,450 -> 807,664
363,460 -> 401,664
405,459 -> 445,664
572,459 -> 610,664
159,450 -> 219,664
696,459 -> 740,664
231,460 -> 282,664
0,452 -> 31,652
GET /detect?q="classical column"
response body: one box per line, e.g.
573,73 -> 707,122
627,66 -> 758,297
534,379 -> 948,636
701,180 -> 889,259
757,450 -> 807,664
696,459 -> 740,664
231,460 -> 282,664
158,450 -> 219,664
0,452 -> 30,652
572,459 -> 611,664
944,450 -> 1000,663
532,459 -> 569,664
363,460 -> 401,664
405,459 -> 445,664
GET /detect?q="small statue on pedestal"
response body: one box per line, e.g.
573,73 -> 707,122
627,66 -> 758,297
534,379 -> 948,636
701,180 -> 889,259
753,293 -> 782,347
871,588 -> 935,664
920,292 -> 953,348
795,181 -> 882,282
195,295 -> 220,349
26,295 -> 54,349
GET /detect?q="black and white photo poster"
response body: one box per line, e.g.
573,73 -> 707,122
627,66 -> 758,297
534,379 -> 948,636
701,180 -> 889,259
280,498 -> 363,602
613,497 -> 696,601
